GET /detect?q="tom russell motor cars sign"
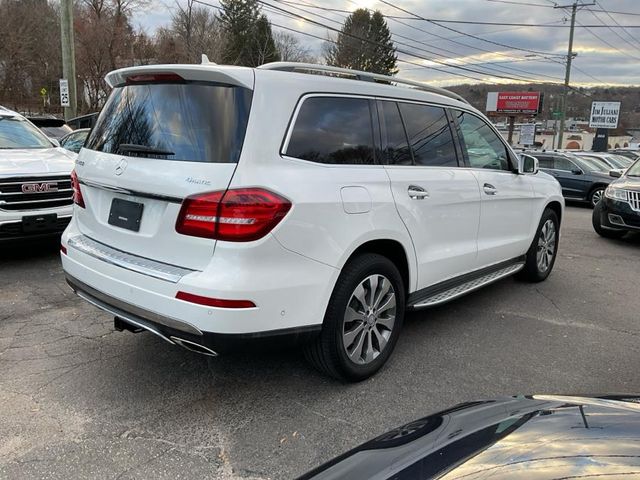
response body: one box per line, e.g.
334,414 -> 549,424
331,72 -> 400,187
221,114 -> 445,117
486,92 -> 542,114
589,101 -> 621,129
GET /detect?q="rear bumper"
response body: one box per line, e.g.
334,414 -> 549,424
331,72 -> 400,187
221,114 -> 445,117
65,274 -> 320,353
61,219 -> 338,337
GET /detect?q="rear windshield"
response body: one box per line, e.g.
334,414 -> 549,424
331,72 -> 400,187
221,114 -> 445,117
85,82 -> 252,163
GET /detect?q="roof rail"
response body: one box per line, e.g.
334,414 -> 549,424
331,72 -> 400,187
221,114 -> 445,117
258,62 -> 469,105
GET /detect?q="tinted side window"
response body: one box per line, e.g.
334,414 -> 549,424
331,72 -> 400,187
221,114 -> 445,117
535,155 -> 554,169
454,111 -> 511,171
399,103 -> 458,167
286,97 -> 375,165
554,156 -> 575,171
378,100 -> 412,166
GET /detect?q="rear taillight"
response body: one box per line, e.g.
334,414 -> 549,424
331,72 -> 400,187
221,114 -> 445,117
175,188 -> 291,242
71,170 -> 85,208
60,245 -> 67,255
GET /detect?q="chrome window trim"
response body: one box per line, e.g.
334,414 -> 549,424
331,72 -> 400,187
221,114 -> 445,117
67,234 -> 197,283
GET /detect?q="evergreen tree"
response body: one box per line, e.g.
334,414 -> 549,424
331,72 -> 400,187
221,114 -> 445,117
325,9 -> 397,75
220,0 -> 279,66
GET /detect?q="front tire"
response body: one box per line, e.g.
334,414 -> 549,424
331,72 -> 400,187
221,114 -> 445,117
304,253 -> 405,382
592,202 -> 627,239
517,208 -> 559,282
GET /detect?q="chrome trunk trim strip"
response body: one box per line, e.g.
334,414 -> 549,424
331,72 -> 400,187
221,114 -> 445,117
68,234 -> 196,283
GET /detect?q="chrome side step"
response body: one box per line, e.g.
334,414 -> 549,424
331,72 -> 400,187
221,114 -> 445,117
411,263 -> 524,309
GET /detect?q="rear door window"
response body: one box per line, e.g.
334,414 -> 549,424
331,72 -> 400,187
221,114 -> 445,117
85,82 -> 252,163
378,100 -> 412,166
285,96 -> 375,165
398,103 -> 458,167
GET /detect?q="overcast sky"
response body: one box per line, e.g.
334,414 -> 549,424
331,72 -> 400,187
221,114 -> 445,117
132,0 -> 640,87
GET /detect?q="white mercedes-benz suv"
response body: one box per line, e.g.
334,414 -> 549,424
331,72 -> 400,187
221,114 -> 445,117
0,107 -> 75,242
61,62 -> 564,381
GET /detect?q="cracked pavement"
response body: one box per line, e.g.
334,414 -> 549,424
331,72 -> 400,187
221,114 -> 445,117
1,205 -> 639,479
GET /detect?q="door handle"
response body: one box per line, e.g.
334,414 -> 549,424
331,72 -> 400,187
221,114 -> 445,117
408,185 -> 429,199
483,183 -> 498,195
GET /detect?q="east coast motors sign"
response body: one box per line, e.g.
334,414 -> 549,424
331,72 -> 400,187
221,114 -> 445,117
486,92 -> 542,114
589,101 -> 621,129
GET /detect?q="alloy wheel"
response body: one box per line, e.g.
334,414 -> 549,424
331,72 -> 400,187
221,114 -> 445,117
591,189 -> 604,206
536,219 -> 557,273
342,274 -> 396,365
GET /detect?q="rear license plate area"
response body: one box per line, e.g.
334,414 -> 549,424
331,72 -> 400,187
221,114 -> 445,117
108,198 -> 143,232
22,213 -> 57,233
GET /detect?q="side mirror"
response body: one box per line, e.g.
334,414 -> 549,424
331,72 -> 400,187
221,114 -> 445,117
571,168 -> 583,175
609,170 -> 622,178
517,154 -> 539,175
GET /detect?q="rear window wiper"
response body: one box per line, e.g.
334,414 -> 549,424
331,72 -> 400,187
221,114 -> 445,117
118,143 -> 174,156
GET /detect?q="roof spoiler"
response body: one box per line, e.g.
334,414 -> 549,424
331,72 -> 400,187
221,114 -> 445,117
105,64 -> 254,90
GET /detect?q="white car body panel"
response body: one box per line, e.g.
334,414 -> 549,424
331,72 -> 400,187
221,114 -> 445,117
60,64 -> 564,343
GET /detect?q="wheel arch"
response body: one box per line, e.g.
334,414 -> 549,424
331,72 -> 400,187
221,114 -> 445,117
341,239 -> 414,295
545,200 -> 563,226
588,183 -> 608,200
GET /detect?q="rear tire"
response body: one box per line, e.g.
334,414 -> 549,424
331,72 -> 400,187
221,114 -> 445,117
592,202 -> 627,239
517,208 -> 559,283
304,253 -> 405,382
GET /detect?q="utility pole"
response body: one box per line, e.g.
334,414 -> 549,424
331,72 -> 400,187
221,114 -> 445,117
60,0 -> 77,120
555,1 -> 594,149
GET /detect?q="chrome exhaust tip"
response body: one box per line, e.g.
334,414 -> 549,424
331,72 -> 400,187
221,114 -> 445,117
170,336 -> 218,357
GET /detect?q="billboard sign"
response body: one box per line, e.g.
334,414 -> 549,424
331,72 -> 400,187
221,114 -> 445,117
589,101 -> 620,129
486,91 -> 542,114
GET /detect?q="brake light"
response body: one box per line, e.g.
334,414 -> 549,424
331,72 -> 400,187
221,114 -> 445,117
71,170 -> 85,208
125,73 -> 184,84
176,188 -> 291,242
60,244 -> 67,255
176,291 -> 256,309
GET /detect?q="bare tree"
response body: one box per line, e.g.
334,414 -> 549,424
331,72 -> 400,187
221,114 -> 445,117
167,0 -> 225,64
273,31 -> 315,63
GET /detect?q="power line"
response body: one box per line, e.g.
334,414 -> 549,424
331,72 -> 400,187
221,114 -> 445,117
279,0 -> 639,27
271,0 -> 565,82
192,0 -> 485,82
378,0 -> 565,57
588,1 -> 640,50
255,0 -> 569,84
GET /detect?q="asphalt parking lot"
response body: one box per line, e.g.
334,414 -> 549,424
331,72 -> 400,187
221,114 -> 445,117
1,205 -> 639,479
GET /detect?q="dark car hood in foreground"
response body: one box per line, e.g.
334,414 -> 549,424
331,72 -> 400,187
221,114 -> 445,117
299,395 -> 640,480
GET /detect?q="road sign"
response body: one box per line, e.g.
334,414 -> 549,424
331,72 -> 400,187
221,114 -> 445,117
59,79 -> 70,107
589,101 -> 620,129
40,87 -> 47,97
519,124 -> 536,146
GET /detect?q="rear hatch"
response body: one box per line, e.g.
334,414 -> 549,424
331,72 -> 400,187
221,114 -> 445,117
73,66 -> 254,270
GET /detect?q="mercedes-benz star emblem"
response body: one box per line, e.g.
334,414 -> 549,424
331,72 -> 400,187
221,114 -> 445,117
115,158 -> 128,176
